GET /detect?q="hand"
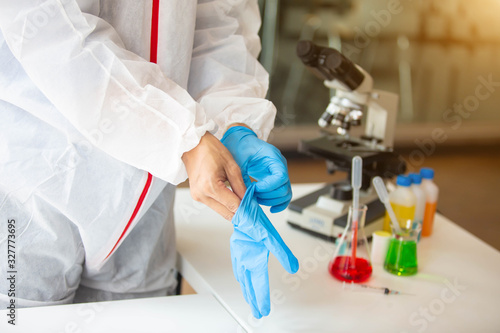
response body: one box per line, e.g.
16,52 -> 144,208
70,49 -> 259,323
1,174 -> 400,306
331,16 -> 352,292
221,126 -> 292,213
182,132 -> 246,220
231,183 -> 299,318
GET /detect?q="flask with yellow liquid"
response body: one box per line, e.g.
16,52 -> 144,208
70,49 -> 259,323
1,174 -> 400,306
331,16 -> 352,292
382,175 -> 416,232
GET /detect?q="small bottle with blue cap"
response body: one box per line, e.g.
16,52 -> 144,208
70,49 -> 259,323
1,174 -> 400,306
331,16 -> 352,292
409,173 -> 426,240
382,175 -> 416,232
420,168 -> 439,236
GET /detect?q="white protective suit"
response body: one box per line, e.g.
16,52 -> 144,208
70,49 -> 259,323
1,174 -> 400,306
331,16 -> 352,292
0,0 -> 275,307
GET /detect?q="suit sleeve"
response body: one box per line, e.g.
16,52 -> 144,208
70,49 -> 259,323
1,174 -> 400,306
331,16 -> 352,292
188,0 -> 276,140
0,0 -> 214,184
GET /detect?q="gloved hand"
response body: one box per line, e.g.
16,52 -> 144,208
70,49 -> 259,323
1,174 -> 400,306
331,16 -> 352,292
221,126 -> 292,213
230,183 -> 299,319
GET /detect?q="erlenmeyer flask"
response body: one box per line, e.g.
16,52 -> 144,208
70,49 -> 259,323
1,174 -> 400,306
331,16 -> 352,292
328,204 -> 372,283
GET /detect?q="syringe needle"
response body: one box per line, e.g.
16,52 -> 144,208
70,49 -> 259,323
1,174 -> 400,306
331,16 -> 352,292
343,281 -> 414,295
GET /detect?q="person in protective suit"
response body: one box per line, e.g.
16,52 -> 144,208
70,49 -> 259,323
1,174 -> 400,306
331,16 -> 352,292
0,0 -> 296,318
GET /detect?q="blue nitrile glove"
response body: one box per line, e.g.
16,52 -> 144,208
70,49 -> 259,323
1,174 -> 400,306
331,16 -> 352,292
230,183 -> 299,319
221,126 -> 292,213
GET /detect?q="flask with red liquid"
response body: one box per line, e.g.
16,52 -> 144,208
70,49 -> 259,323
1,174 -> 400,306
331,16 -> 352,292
328,204 -> 372,283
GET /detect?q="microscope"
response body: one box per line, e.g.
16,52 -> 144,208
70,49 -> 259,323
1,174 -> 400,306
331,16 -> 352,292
286,40 -> 406,240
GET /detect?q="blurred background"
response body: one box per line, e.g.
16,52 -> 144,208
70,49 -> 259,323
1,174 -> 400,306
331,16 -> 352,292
256,0 -> 500,250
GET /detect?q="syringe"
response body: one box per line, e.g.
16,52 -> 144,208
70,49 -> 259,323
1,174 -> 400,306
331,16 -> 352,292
343,281 -> 414,295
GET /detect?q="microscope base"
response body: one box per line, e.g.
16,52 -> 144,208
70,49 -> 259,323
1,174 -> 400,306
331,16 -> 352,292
286,185 -> 385,241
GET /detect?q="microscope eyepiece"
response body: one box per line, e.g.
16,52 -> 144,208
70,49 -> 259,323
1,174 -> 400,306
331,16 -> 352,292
296,40 -> 317,65
297,40 -> 365,90
325,53 -> 364,90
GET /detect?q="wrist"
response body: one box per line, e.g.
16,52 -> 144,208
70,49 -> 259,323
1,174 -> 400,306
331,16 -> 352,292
226,123 -> 251,131
222,126 -> 257,144
182,131 -> 211,164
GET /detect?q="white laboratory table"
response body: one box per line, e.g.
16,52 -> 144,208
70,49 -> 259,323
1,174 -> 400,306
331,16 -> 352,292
175,183 -> 500,333
0,294 -> 242,333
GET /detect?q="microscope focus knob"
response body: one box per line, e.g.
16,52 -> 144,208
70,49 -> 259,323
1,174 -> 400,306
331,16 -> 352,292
329,181 -> 353,201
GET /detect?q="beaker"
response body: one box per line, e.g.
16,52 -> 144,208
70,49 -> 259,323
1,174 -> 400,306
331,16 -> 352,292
384,227 -> 419,276
328,205 -> 372,283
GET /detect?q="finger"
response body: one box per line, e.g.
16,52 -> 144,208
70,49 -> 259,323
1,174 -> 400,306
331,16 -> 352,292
244,270 -> 262,319
254,183 -> 291,199
270,201 -> 290,214
210,180 -> 245,218
231,235 -> 253,306
230,235 -> 242,281
256,191 -> 292,208
254,164 -> 289,193
256,209 -> 299,274
239,270 -> 251,305
242,174 -> 253,191
255,183 -> 292,211
257,197 -> 284,207
236,267 -> 251,306
266,232 -> 299,274
251,252 -> 271,317
225,161 -> 247,200
203,195 -> 237,221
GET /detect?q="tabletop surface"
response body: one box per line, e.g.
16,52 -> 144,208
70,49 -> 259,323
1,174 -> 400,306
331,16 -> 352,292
175,183 -> 500,333
0,294 -> 242,333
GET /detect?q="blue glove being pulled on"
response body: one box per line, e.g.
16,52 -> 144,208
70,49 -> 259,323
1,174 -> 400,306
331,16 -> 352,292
221,126 -> 292,213
230,183 -> 299,319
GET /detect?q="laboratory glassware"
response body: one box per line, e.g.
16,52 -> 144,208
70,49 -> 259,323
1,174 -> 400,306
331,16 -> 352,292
384,226 -> 419,276
328,204 -> 372,283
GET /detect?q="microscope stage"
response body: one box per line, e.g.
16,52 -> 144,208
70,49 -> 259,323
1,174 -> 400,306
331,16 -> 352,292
286,184 -> 385,241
